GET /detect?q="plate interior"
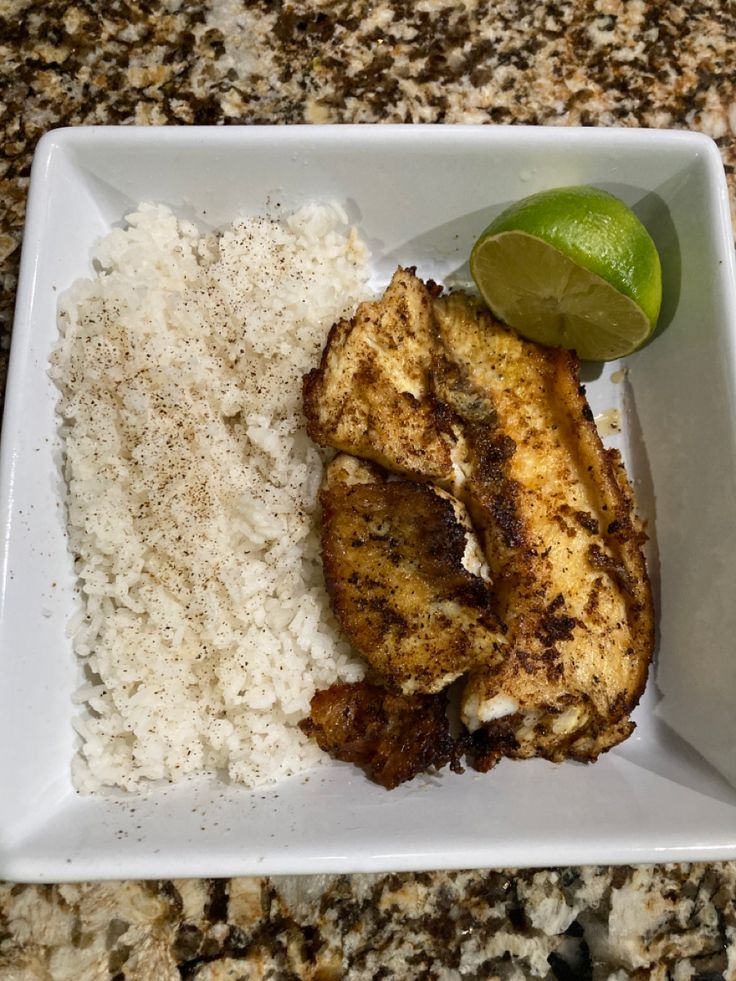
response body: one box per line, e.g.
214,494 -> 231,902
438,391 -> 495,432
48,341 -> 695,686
1,126 -> 736,880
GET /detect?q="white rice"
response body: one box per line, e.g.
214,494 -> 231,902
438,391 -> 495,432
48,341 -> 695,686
51,202 -> 370,793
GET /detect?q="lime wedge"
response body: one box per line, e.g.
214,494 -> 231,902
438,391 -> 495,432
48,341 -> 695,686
470,186 -> 662,362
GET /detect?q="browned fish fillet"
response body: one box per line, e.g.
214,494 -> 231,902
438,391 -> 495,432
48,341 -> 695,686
432,292 -> 654,766
303,267 -> 654,776
299,682 -> 462,790
321,454 -> 504,694
303,267 -> 455,482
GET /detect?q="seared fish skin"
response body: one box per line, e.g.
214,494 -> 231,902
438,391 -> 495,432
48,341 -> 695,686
321,455 -> 504,695
299,682 -> 462,790
303,268 -> 654,776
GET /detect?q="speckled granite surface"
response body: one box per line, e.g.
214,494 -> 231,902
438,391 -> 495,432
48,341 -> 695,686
2,866 -> 736,979
1,1 -> 735,979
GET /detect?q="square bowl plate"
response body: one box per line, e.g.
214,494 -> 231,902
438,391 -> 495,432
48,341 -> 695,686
2,125 -> 736,882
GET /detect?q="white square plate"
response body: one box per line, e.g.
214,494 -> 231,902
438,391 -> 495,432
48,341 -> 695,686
2,125 -> 736,882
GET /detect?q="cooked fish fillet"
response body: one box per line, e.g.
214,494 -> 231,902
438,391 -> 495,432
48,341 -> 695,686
303,267 -> 456,482
299,681 -> 461,790
303,269 -> 654,773
320,454 -> 504,694
432,292 -> 654,766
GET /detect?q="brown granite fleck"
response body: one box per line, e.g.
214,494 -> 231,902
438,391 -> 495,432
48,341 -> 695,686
1,1 -> 736,976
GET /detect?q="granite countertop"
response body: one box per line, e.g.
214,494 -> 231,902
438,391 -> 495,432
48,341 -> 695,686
1,1 -> 735,979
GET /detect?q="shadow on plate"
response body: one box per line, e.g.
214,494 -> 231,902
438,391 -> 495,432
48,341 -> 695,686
616,700 -> 736,807
370,201 -> 512,286
78,167 -> 221,233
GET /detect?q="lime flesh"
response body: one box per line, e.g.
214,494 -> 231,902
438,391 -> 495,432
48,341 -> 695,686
471,230 -> 652,361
